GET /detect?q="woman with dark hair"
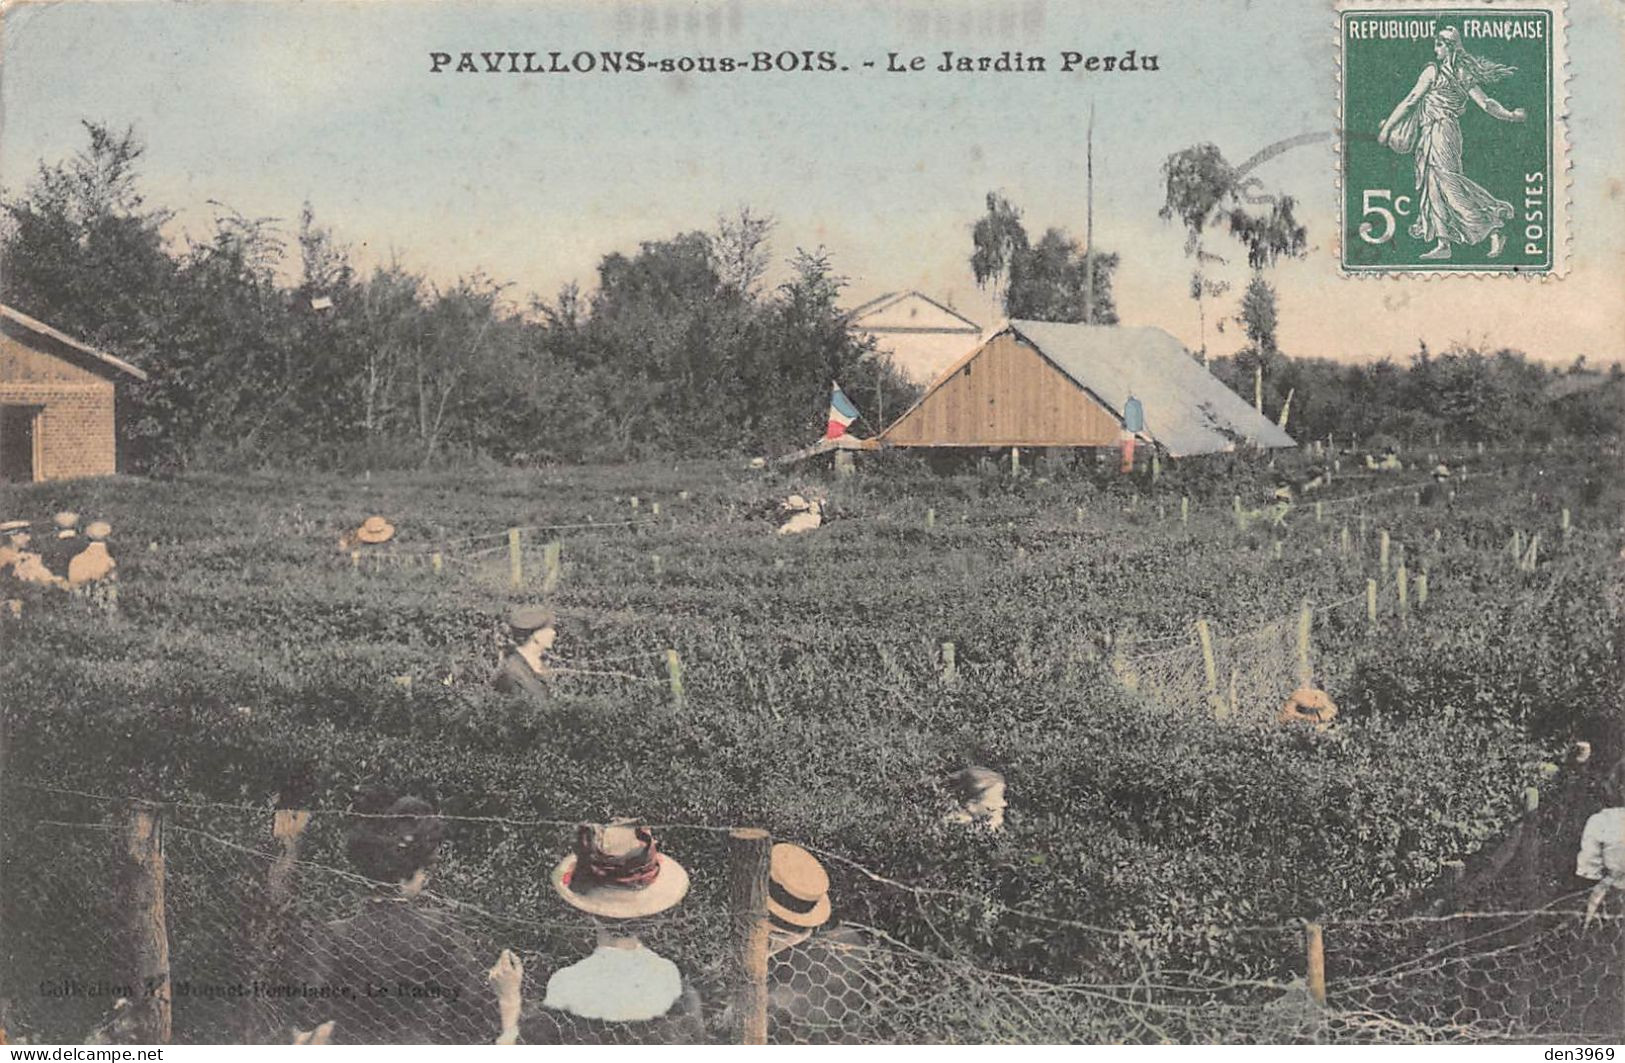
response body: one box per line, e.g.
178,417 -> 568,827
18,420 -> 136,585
294,794 -> 497,1044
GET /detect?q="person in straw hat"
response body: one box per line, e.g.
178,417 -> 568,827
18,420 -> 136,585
1421,463 -> 1454,507
66,521 -> 117,591
0,522 -> 60,592
1278,685 -> 1339,729
339,515 -> 396,552
492,604 -> 559,701
38,511 -> 81,579
758,842 -> 888,1043
486,821 -> 704,1044
294,792 -> 499,1045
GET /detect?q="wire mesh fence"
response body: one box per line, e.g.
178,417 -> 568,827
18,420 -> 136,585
3,781 -> 1619,1045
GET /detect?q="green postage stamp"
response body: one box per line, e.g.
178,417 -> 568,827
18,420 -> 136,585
1338,0 -> 1568,275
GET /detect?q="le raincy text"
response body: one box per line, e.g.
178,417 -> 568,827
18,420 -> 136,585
428,49 -> 1161,76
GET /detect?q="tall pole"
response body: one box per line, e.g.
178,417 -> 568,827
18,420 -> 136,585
1084,101 -> 1095,326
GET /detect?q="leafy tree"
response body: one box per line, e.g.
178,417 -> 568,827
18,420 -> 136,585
971,193 -> 1118,324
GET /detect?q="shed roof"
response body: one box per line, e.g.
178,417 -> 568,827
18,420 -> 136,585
1006,320 -> 1294,455
0,305 -> 148,382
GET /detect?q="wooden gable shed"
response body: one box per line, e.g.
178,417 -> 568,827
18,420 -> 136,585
0,305 -> 147,483
880,320 -> 1295,457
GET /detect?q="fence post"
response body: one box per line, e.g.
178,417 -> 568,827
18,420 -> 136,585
651,553 -> 663,577
941,641 -> 957,687
727,827 -> 772,1045
1520,786 -> 1541,907
1181,496 -> 1189,525
1340,526 -> 1350,555
120,801 -> 171,1043
926,507 -> 935,530
1379,529 -> 1390,575
1560,507 -> 1571,544
1233,495 -> 1244,530
1195,619 -> 1221,715
1314,501 -> 1323,523
431,552 -> 443,575
1396,564 -> 1409,622
665,649 -> 685,710
1366,579 -> 1378,627
350,550 -> 361,571
1296,601 -> 1313,686
1304,922 -> 1327,1008
542,541 -> 562,594
1415,570 -> 1428,609
508,528 -> 523,589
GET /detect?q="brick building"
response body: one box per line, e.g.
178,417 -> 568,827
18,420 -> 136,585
0,305 -> 147,482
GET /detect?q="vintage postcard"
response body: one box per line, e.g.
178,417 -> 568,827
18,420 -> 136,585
1,0 -> 1622,1050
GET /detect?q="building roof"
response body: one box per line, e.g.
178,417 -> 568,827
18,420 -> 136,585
0,305 -> 148,382
844,290 -> 981,333
1007,320 -> 1294,455
889,320 -> 1294,456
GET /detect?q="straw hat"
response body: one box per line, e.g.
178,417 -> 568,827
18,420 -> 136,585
551,821 -> 689,919
766,842 -> 831,930
86,521 -> 112,540
53,511 -> 79,530
354,516 -> 395,544
1279,686 -> 1339,727
1432,464 -> 1451,480
507,604 -> 557,633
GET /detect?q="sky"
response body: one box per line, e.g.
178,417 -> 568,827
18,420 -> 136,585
2,0 -> 1622,365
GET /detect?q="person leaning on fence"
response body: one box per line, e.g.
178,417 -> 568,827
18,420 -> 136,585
291,793 -> 498,1044
492,604 -> 558,700
1420,463 -> 1454,507
487,821 -> 705,1044
1278,686 -> 1339,729
942,766 -> 1008,832
1575,756 -> 1625,925
760,842 -> 892,1042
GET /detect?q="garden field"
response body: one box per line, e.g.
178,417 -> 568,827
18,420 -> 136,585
2,444 -> 1621,1043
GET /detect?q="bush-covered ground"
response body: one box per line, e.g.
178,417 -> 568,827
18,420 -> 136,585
2,445 -> 1621,1039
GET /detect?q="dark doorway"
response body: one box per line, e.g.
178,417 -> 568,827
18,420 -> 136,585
0,405 -> 40,483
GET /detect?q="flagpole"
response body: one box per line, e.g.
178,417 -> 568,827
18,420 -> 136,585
1084,100 -> 1095,326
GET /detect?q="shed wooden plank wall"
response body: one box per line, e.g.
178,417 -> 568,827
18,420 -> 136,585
0,331 -> 119,480
881,332 -> 1122,447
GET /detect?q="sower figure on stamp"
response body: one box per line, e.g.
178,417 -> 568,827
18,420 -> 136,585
1378,25 -> 1526,261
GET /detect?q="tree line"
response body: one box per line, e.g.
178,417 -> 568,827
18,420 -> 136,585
2,124 -> 1617,474
0,123 -> 915,472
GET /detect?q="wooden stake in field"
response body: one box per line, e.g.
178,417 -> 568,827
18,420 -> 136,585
651,553 -> 663,576
431,552 -> 443,575
1075,506 -> 1085,525
1314,501 -> 1323,523
1181,496 -> 1189,524
1415,571 -> 1429,608
727,827 -> 772,1045
1296,601 -> 1314,686
1195,619 -> 1221,715
120,801 -> 171,1043
1379,529 -> 1390,575
1522,533 -> 1540,572
1233,495 -> 1244,530
926,507 -> 936,529
1396,563 -> 1409,622
665,649 -> 685,710
1304,923 -> 1327,1008
1560,507 -> 1571,544
1340,526 -> 1350,555
542,541 -> 562,594
941,642 -> 958,687
508,528 -> 524,588
1366,579 -> 1378,626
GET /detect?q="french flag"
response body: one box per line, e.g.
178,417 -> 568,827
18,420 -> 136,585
825,382 -> 860,439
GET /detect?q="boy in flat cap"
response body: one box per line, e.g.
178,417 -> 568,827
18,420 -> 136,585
493,605 -> 558,700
